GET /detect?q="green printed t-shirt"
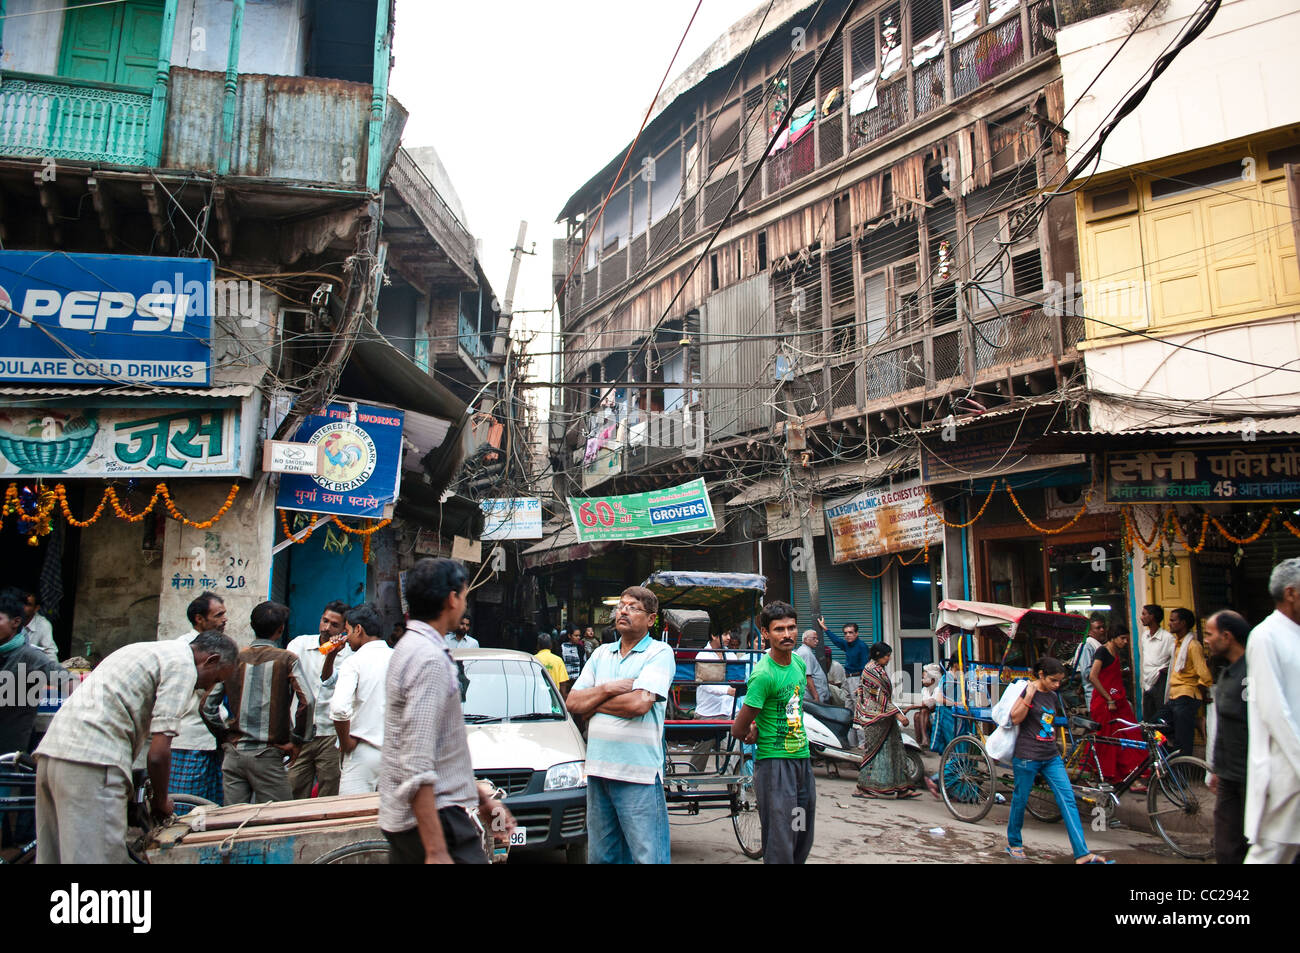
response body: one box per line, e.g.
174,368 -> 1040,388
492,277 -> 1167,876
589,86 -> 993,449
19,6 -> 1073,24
744,653 -> 810,760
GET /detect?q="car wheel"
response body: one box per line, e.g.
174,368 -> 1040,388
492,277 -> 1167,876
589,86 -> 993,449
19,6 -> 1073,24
565,841 -> 587,864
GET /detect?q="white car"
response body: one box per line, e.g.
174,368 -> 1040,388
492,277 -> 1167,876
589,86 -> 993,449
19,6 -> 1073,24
451,647 -> 587,864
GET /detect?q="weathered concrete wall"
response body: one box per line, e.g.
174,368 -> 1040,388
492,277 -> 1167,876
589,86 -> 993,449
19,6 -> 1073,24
1,1 -> 62,74
158,478 -> 276,646
71,508 -> 165,659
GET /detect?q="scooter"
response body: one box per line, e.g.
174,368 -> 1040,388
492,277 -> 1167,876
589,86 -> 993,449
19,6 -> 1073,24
804,699 -> 925,785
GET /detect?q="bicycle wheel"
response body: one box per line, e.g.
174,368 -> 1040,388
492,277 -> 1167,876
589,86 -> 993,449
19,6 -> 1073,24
1147,754 -> 1214,859
732,775 -> 763,859
940,735 -> 996,823
1026,781 -> 1062,823
312,839 -> 391,864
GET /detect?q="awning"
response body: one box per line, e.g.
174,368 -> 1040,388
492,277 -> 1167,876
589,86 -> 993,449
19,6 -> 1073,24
726,450 -> 918,507
520,521 -> 618,570
1032,415 -> 1300,453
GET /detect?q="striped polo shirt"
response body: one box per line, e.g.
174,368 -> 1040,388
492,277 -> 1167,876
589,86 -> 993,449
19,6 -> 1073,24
572,634 -> 675,784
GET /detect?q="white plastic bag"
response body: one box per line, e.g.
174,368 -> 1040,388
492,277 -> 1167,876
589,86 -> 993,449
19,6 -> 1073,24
986,679 -> 1029,762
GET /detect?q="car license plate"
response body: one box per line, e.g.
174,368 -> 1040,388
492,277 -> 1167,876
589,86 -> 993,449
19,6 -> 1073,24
509,829 -> 527,847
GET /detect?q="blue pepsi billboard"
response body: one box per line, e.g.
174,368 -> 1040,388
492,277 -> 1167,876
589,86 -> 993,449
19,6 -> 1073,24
0,250 -> 213,386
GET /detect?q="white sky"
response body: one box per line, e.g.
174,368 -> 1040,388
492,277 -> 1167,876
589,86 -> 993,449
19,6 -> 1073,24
390,0 -> 763,398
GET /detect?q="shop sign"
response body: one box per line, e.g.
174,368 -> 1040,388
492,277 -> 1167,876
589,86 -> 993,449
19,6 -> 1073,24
275,403 -> 403,518
920,411 -> 1085,484
568,477 -> 716,543
823,479 -> 942,563
0,406 -> 241,478
0,250 -> 212,385
481,497 -> 543,540
1106,447 -> 1300,504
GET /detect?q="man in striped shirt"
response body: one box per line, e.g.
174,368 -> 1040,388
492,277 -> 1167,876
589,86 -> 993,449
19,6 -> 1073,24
567,585 -> 676,864
202,601 -> 312,804
378,558 -> 515,863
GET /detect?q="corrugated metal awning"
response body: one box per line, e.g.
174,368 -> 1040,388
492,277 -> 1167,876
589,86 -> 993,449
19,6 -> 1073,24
1033,415 -> 1300,452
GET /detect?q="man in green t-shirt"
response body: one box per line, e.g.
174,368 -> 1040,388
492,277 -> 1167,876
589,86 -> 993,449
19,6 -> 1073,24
731,600 -> 816,864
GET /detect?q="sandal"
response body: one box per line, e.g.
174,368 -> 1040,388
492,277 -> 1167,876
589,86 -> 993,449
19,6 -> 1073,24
853,790 -> 883,799
1005,846 -> 1026,860
895,790 -> 922,800
1077,853 -> 1115,864
924,776 -> 941,799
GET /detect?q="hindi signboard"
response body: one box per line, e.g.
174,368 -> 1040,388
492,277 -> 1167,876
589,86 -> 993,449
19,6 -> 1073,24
0,406 -> 242,478
823,480 -> 942,563
568,478 -> 716,542
481,498 -> 543,540
0,250 -> 212,386
275,403 -> 403,518
1106,447 -> 1300,504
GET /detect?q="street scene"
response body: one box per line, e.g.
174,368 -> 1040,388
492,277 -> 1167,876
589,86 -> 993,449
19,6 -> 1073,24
1,0 -> 1298,877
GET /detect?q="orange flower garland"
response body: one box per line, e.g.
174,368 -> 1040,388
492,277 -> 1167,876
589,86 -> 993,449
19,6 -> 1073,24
924,483 -> 996,529
1005,480 -> 1093,535
4,481 -> 241,538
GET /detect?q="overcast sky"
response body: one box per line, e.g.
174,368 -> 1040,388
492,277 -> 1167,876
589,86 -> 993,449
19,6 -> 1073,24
390,0 -> 762,392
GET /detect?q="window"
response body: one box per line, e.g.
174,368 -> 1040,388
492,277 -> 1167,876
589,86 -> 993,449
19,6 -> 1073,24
1084,184 -> 1137,221
460,659 -> 565,722
710,253 -> 720,291
757,231 -> 768,271
710,101 -> 742,168
967,216 -> 1006,310
649,142 -> 682,224
834,193 -> 852,240
602,185 -> 630,254
630,175 -> 649,239
1149,159 -> 1244,201
1267,144 -> 1300,172
1011,248 -> 1043,297
864,271 -> 888,344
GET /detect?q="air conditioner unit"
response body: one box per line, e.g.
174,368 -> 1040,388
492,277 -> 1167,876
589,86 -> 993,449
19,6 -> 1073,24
1044,484 -> 1086,519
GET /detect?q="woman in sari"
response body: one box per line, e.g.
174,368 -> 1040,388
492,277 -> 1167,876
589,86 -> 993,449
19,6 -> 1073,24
1088,626 -> 1146,789
853,642 -> 921,799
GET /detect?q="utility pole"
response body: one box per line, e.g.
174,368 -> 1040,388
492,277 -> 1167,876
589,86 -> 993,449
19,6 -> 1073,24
784,394 -> 822,621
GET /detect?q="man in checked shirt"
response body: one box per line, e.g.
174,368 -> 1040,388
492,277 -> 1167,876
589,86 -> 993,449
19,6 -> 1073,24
379,558 -> 515,863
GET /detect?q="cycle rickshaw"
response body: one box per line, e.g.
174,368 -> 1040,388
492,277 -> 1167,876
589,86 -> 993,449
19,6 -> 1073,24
934,599 -> 1215,858
642,571 -> 766,859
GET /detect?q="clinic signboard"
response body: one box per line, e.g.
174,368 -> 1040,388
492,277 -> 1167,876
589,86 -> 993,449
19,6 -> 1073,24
0,250 -> 213,386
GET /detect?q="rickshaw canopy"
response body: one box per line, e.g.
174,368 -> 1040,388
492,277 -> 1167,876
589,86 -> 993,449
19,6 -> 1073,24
936,599 -> 1090,644
641,571 -> 767,633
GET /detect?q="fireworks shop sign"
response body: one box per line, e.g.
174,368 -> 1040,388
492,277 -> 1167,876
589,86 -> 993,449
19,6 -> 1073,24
568,478 -> 716,543
0,250 -> 212,386
0,407 -> 243,477
1106,447 -> 1300,504
481,498 -> 543,540
275,403 -> 404,518
824,479 -> 942,563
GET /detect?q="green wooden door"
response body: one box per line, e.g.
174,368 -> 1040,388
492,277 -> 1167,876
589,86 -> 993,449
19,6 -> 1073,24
54,0 -> 162,160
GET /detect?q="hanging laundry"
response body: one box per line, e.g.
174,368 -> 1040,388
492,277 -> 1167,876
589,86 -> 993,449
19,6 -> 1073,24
850,69 -> 879,115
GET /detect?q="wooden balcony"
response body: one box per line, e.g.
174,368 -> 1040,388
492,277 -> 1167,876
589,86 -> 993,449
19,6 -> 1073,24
0,72 -> 152,165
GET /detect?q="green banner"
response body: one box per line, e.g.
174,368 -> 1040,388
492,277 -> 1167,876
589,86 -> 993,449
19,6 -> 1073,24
568,478 -> 716,542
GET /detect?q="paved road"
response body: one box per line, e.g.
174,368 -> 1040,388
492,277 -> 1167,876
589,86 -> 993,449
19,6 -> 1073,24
517,752 -> 1211,864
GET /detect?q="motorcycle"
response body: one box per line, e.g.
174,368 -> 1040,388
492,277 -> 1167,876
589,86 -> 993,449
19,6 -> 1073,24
804,699 -> 926,786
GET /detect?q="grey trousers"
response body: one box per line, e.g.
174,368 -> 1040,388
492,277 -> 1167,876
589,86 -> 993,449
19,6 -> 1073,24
287,734 -> 342,799
35,756 -> 130,864
222,746 -> 292,804
754,756 -> 817,864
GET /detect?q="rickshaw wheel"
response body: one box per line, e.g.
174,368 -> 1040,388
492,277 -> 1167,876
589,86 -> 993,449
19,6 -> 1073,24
732,776 -> 763,859
940,735 -> 996,823
1026,782 -> 1062,823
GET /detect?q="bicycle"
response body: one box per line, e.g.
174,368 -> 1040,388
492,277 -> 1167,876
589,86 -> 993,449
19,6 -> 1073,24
939,716 -> 1214,859
0,751 -> 215,864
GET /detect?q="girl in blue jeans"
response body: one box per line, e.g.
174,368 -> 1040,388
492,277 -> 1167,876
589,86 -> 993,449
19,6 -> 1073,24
1005,656 -> 1114,864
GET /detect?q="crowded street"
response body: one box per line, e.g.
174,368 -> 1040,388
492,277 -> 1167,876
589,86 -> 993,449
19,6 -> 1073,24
0,0 -> 1297,900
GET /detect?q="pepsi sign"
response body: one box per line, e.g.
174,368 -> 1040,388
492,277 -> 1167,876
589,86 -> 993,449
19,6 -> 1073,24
0,251 -> 213,386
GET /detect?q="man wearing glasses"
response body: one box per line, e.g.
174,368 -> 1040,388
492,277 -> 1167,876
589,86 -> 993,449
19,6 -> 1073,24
566,586 -> 676,863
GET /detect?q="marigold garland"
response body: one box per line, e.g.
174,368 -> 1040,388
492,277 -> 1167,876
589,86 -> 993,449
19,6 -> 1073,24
924,483 -> 996,529
276,509 -> 390,564
1210,511 -> 1272,546
3,481 -> 241,538
1004,480 -> 1093,535
1170,511 -> 1211,555
854,556 -> 896,579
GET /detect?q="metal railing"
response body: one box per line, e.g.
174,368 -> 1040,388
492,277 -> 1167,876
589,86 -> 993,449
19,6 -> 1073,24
0,73 -> 151,164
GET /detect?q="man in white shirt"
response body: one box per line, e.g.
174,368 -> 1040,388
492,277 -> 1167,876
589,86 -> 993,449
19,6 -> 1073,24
1139,604 -> 1174,719
171,591 -> 229,810
286,600 -> 351,798
689,630 -> 737,771
1244,558 -> 1300,864
796,630 -> 829,704
330,603 -> 393,795
21,592 -> 58,662
446,614 -> 479,649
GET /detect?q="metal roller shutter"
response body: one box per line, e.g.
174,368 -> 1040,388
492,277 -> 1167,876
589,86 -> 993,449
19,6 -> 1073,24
790,536 -> 875,666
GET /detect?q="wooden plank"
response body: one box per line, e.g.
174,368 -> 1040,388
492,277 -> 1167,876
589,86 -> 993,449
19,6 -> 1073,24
178,816 -> 378,846
186,793 -> 379,831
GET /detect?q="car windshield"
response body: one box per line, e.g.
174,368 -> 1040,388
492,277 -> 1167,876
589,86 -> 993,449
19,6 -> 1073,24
459,658 -> 566,723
